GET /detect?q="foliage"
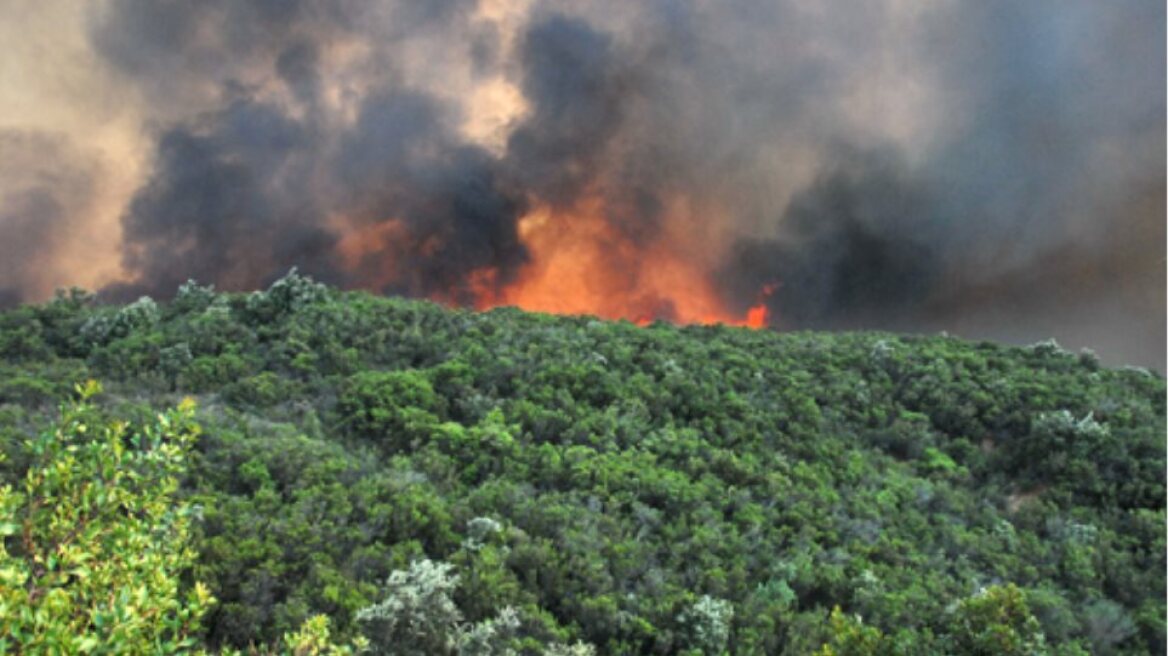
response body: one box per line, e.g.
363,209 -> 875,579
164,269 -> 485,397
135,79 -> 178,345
80,295 -> 160,347
0,381 -> 210,653
678,595 -> 735,655
0,279 -> 1163,654
813,607 -> 895,656
356,557 -> 537,656
356,558 -> 465,654
944,584 -> 1049,655
815,584 -> 1066,656
242,268 -> 330,325
278,614 -> 368,656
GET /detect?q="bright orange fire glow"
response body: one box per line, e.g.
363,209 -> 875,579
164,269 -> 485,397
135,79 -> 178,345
330,198 -> 777,330
466,197 -> 776,329
744,304 -> 768,328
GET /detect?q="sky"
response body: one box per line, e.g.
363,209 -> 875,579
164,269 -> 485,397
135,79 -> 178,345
0,0 -> 1163,368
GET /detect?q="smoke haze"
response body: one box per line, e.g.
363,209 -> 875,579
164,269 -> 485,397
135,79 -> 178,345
0,0 -> 1163,368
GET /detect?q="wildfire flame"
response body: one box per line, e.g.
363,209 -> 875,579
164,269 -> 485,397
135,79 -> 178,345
743,283 -> 779,329
446,197 -> 777,329
331,194 -> 777,329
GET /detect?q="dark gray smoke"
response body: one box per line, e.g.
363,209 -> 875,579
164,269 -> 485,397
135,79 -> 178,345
92,0 -> 529,302
114,97 -> 338,296
8,0 -> 1161,366
507,14 -> 629,209
720,148 -> 940,329
717,1 -> 1164,367
335,89 -> 529,302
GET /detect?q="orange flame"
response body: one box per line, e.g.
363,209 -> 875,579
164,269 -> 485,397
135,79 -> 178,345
745,304 -> 768,328
333,196 -> 778,330
463,197 -> 777,329
743,283 -> 779,329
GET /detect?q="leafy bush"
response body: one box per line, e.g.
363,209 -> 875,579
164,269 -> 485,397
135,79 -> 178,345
356,558 -> 534,656
338,369 -> 446,449
0,381 -> 210,653
242,268 -> 330,325
80,295 -> 160,346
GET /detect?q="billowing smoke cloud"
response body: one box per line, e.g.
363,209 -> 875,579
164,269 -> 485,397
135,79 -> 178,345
334,87 -> 530,302
720,148 -> 940,329
507,14 -> 629,208
90,0 -> 532,303
716,1 -> 1165,367
0,0 -> 1162,367
111,97 -> 338,296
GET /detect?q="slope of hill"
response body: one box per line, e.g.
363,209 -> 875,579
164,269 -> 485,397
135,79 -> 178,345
1,272 -> 1164,654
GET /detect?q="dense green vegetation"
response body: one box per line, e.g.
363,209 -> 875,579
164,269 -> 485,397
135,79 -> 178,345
1,271 -> 1164,654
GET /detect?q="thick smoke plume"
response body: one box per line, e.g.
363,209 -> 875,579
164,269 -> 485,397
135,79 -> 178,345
0,0 -> 1163,367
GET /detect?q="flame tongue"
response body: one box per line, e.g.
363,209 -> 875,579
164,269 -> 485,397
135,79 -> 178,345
743,283 -> 779,329
745,304 -> 768,329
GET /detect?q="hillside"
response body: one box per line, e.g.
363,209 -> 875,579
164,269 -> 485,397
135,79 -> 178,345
1,271 -> 1164,654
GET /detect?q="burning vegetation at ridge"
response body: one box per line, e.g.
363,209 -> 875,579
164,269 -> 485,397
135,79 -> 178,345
0,0 -> 1163,362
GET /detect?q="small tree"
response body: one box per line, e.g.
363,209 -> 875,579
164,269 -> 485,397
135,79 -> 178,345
0,381 -> 211,653
356,558 -> 464,655
80,295 -> 160,346
172,279 -> 218,315
357,558 -> 544,656
1081,599 -> 1136,655
945,584 -> 1049,655
278,614 -> 369,656
242,267 -> 329,324
813,606 -> 894,656
678,595 -> 734,655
